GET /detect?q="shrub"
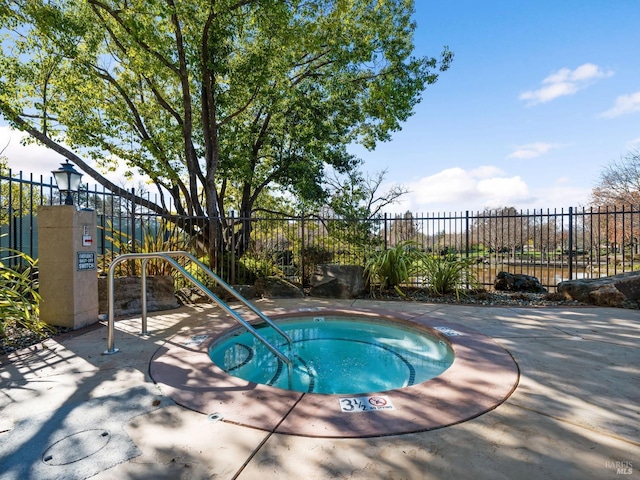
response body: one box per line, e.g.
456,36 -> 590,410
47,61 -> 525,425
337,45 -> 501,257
421,254 -> 481,300
364,241 -> 425,295
99,219 -> 191,276
0,246 -> 47,338
238,253 -> 281,282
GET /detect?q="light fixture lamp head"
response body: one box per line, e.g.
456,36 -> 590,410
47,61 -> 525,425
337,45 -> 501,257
52,160 -> 83,206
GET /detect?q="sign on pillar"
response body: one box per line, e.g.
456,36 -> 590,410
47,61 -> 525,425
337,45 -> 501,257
38,206 -> 99,329
82,225 -> 93,247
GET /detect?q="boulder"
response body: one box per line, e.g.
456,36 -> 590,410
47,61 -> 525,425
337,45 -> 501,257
176,286 -> 212,305
310,264 -> 366,299
494,271 -> 547,293
98,275 -> 179,316
232,284 -> 258,300
557,271 -> 640,308
176,284 -> 257,305
254,276 -> 305,298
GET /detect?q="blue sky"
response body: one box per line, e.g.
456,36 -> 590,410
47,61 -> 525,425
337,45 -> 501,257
351,0 -> 640,213
2,1 -> 640,213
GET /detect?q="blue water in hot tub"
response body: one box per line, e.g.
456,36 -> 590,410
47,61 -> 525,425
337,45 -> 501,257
208,316 -> 454,395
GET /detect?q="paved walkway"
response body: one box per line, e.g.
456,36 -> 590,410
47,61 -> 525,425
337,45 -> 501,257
0,298 -> 638,479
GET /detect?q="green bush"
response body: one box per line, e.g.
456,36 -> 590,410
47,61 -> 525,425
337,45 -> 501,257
0,247 -> 47,338
238,253 -> 282,281
99,219 -> 191,276
364,241 -> 425,295
421,254 -> 481,300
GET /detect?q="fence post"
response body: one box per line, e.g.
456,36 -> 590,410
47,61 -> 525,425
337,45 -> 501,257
130,187 -> 136,253
8,171 -> 15,261
384,213 -> 388,249
568,206 -> 573,280
300,212 -> 305,286
29,172 -> 34,257
465,210 -> 470,258
230,209 -> 236,285
621,204 -> 626,267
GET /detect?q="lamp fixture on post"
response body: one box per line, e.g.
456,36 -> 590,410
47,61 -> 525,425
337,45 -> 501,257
52,160 -> 83,206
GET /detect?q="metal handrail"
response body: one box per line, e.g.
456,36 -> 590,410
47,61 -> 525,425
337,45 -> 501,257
103,251 -> 291,366
168,251 -> 292,344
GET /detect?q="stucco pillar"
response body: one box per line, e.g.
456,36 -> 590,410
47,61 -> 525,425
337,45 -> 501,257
38,205 -> 98,329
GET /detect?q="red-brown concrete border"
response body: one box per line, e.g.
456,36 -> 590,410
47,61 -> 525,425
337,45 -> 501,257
150,307 -> 519,438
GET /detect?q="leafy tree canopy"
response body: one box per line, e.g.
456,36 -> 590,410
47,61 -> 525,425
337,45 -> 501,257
0,0 -> 452,258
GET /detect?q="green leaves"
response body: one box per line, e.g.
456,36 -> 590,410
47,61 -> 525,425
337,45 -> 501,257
364,243 -> 480,299
364,240 -> 424,294
0,244 -> 45,338
1,0 -> 451,259
99,219 -> 191,276
421,254 -> 481,300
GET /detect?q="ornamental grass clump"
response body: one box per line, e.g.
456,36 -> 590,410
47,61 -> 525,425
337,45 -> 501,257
0,246 -> 47,339
99,219 -> 191,276
364,241 -> 426,296
421,254 -> 481,300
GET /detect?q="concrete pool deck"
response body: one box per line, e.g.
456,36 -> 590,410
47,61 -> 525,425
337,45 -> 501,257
151,306 -> 520,438
0,298 -> 638,479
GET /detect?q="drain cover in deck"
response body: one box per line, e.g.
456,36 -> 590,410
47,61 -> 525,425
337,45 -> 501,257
42,429 -> 111,466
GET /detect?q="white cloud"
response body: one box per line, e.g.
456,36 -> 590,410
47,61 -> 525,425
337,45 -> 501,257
532,182 -> 592,210
0,126 -> 62,179
519,63 -> 614,106
475,176 -> 530,209
520,82 -> 577,105
468,165 -> 504,178
507,142 -> 558,159
407,167 -> 479,204
545,63 -> 606,83
600,91 -> 640,118
395,166 -> 532,213
385,166 -> 593,215
0,125 -> 150,188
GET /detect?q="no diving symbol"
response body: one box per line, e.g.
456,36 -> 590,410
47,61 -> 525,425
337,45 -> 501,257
368,396 -> 387,407
339,395 -> 395,412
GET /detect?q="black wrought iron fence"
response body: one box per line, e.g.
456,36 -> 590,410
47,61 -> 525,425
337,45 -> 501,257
1,169 -> 638,291
0,170 -> 153,271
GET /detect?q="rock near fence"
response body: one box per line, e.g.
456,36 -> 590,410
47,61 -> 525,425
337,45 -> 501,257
557,271 -> 640,309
